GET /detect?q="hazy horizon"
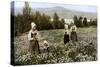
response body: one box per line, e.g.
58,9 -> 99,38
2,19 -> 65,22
14,1 -> 97,13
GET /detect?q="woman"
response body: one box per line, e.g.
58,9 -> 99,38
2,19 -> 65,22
28,22 -> 40,54
70,23 -> 78,41
64,23 -> 70,44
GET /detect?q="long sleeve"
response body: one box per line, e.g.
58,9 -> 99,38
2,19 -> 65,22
74,25 -> 77,32
28,30 -> 33,40
70,25 -> 77,32
65,24 -> 68,30
70,26 -> 73,32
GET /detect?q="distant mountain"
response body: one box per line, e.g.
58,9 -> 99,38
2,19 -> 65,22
14,6 -> 97,19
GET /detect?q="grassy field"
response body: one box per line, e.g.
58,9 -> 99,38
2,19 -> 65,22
14,27 -> 97,65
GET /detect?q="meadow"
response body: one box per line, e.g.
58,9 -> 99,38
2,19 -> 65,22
14,26 -> 97,65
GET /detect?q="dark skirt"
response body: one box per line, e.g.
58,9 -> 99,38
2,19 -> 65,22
29,40 -> 40,54
71,31 -> 78,41
64,34 -> 70,44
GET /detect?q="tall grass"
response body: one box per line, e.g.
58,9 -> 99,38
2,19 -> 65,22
14,27 -> 97,65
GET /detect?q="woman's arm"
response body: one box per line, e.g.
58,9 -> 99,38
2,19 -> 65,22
74,26 -> 77,32
28,30 -> 33,40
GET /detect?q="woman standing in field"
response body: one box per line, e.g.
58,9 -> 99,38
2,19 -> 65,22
28,22 -> 40,54
64,23 -> 70,44
70,22 -> 78,42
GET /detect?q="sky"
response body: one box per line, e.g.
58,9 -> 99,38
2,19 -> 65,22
14,1 -> 97,13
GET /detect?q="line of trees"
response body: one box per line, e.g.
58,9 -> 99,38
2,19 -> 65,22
12,2 -> 65,36
73,16 -> 97,27
12,2 -> 97,36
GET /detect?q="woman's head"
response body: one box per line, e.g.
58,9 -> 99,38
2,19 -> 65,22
70,21 -> 75,27
31,22 -> 36,31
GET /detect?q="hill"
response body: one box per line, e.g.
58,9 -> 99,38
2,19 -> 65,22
14,6 -> 97,19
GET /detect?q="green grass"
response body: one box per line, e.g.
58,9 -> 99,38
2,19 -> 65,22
14,27 -> 97,65
78,26 -> 97,33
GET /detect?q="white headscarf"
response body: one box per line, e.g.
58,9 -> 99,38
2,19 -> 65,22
64,24 -> 68,30
31,22 -> 36,29
44,40 -> 48,44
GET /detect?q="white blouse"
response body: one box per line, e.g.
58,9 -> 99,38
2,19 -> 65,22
28,30 -> 39,41
70,25 -> 77,32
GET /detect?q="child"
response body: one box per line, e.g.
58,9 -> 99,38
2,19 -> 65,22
43,40 -> 49,52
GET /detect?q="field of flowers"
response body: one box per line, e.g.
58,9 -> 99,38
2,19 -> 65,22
14,27 -> 97,65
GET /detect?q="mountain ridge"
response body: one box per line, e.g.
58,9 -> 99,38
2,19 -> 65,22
13,6 -> 97,19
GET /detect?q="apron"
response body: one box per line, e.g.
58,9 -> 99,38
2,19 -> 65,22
29,32 -> 40,54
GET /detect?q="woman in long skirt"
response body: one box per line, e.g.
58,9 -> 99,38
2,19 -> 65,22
64,24 -> 70,44
64,32 -> 70,44
28,22 -> 40,54
70,23 -> 78,42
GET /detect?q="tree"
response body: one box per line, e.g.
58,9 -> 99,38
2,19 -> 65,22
40,13 -> 52,30
15,14 -> 23,34
53,12 -> 59,29
89,18 -> 92,26
92,18 -> 97,26
22,2 -> 32,33
73,16 -> 79,27
23,2 -> 31,16
59,18 -> 65,29
52,13 -> 64,29
15,2 -> 33,36
34,11 -> 42,30
78,16 -> 83,27
83,17 -> 88,27
89,18 -> 97,26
